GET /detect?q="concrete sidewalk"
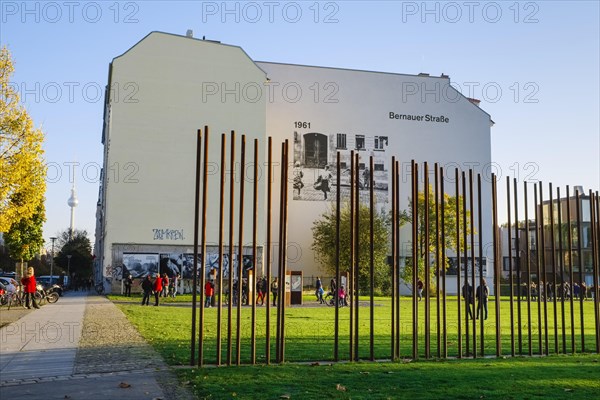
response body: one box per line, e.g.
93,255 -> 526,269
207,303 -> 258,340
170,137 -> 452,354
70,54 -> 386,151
0,291 -> 191,400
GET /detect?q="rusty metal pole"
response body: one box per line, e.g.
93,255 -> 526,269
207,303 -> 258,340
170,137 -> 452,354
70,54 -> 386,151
354,153 -> 360,361
549,183 -> 559,354
265,137 -> 272,364
514,178 -> 522,356
557,187 -> 566,354
250,139 -> 259,365
492,174 -> 501,356
469,170 -> 476,358
591,191 -> 600,353
349,150 -> 355,361
198,126 -> 210,367
477,174 -> 484,357
566,186 -> 575,354
236,135 -> 246,365
534,183 -> 543,355
395,160 -> 401,358
216,134 -> 226,366
506,177 -> 515,356
190,128 -> 202,366
575,189 -> 585,352
412,162 -> 419,360
424,162 -> 430,359
227,131 -> 236,366
455,168 -> 462,359
524,182 -> 532,356
369,156 -> 375,361
435,164 -> 441,358
391,157 -> 396,360
462,171 -> 470,357
335,152 -> 341,361
275,142 -> 285,363
539,182 -> 549,355
441,167 -> 448,359
280,140 -> 290,363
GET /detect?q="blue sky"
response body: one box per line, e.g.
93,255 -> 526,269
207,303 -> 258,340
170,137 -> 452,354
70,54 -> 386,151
2,1 -> 599,251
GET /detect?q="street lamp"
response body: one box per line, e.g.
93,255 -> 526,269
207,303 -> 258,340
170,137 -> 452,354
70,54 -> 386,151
67,254 -> 72,288
50,237 -> 57,280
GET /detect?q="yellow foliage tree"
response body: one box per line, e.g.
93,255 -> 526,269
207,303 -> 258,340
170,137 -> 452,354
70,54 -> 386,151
0,46 -> 46,232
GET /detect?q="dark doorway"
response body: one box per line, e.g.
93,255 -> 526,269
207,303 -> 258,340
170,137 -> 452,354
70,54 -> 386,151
303,133 -> 328,168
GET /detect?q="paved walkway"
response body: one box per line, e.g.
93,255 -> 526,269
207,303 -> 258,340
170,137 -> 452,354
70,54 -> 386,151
0,291 -> 193,400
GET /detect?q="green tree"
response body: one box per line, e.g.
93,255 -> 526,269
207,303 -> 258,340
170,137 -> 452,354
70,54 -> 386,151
3,203 -> 46,275
55,229 -> 94,278
400,186 -> 472,286
0,46 -> 46,232
312,202 -> 390,293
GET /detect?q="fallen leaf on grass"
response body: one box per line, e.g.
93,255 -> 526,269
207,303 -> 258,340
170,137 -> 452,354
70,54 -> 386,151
280,394 -> 291,399
119,382 -> 131,388
564,389 -> 574,392
359,371 -> 370,375
336,384 -> 347,392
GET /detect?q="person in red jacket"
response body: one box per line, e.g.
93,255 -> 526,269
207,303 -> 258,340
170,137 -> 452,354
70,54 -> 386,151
153,273 -> 163,306
21,267 -> 40,309
204,279 -> 214,308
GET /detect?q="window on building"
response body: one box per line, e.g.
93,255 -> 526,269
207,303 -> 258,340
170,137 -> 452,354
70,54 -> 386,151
374,136 -> 388,150
336,133 -> 347,149
374,163 -> 384,171
356,135 -> 365,150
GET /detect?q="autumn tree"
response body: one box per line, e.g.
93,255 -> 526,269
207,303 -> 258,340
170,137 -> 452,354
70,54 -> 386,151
312,202 -> 390,293
3,203 -> 45,276
400,186 -> 472,286
0,46 -> 46,232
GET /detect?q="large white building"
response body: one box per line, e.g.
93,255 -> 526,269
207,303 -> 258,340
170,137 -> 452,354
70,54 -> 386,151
95,31 -> 494,293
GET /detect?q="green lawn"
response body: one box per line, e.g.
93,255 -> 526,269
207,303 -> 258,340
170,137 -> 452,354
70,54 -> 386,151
111,294 -> 599,399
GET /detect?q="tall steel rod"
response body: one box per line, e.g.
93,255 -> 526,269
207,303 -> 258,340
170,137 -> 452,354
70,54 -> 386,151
227,131 -> 235,365
265,137 -> 272,364
506,176 -> 515,356
435,164 -> 441,358
190,128 -> 202,366
462,171 -> 470,357
524,182 -> 532,356
395,161 -> 401,358
566,186 -> 575,353
275,142 -> 285,363
455,168 -> 462,358
216,133 -> 226,366
469,170 -> 476,358
390,157 -> 396,360
492,174 -> 501,356
440,167 -> 447,359
412,161 -> 419,359
424,162 -> 431,359
250,139 -> 259,364
369,156 -> 375,361
354,152 -> 360,361
349,150 -> 355,361
334,152 -> 341,361
575,189 -> 584,352
280,140 -> 290,361
549,183 -> 559,354
539,182 -> 549,355
514,178 -> 522,355
534,183 -> 543,355
557,187 -> 566,354
477,174 -> 484,357
591,191 -> 600,352
235,134 -> 246,365
198,126 -> 209,366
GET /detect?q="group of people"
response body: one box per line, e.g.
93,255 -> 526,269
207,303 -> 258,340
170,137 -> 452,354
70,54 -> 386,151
139,273 -> 180,306
525,281 -> 591,301
462,280 -> 490,320
0,267 -> 41,309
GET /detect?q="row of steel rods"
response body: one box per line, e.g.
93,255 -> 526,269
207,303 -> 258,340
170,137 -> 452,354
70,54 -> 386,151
188,132 -> 600,364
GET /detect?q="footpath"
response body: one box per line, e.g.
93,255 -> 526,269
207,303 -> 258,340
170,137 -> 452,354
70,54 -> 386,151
0,291 -> 194,400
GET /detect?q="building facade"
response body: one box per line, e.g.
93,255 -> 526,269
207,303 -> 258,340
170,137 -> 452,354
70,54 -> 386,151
95,32 -> 494,294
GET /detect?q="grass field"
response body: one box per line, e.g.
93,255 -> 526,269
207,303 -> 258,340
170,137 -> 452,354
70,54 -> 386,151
111,294 -> 599,399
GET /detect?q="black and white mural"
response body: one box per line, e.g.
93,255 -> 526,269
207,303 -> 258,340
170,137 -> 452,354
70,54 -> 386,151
122,253 -> 160,278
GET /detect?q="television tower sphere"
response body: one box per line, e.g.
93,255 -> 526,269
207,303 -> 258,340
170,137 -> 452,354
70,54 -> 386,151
68,187 -> 79,208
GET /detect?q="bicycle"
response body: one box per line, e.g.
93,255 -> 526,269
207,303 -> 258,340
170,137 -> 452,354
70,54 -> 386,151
95,283 -> 105,295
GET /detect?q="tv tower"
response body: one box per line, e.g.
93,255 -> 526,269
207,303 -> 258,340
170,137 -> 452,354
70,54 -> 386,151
67,183 -> 79,240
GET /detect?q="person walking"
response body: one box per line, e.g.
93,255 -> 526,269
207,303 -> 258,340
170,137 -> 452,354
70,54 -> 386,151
476,280 -> 490,320
416,279 -> 424,301
21,267 -> 40,309
271,277 -> 279,306
171,273 -> 180,298
462,282 -> 474,319
256,277 -> 265,306
141,275 -> 153,306
153,273 -> 163,306
161,273 -> 170,297
205,279 -> 214,307
124,274 -> 133,297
